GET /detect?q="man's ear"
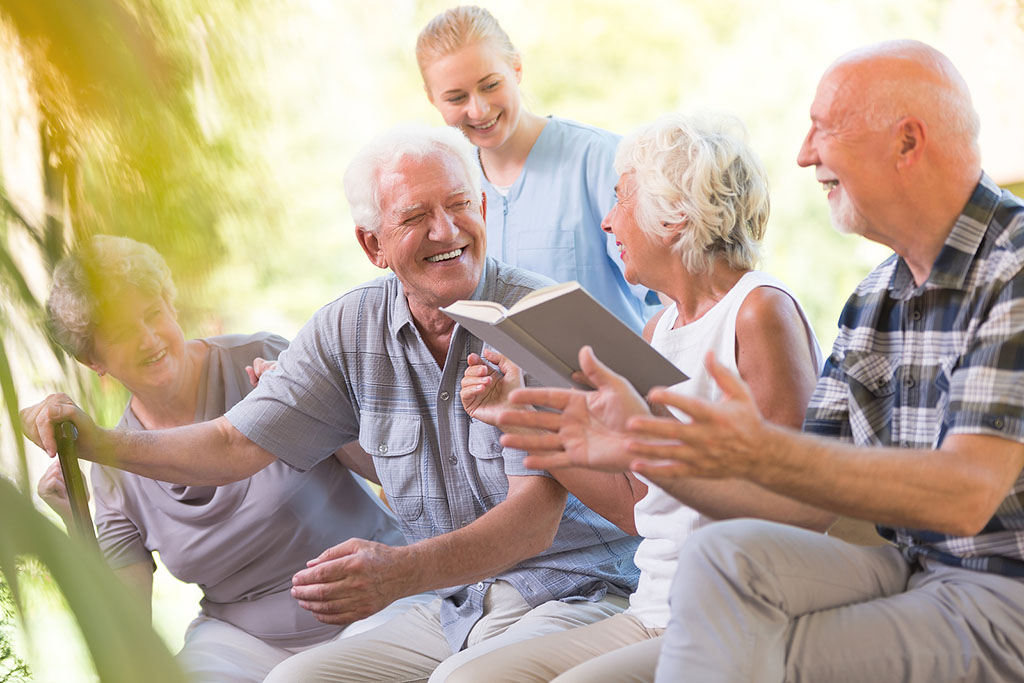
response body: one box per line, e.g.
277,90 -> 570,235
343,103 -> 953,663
355,226 -> 389,270
895,116 -> 927,169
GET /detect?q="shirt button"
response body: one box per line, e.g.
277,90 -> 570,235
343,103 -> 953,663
911,309 -> 922,321
904,376 -> 915,388
475,582 -> 485,590
448,455 -> 457,464
489,442 -> 501,453
993,418 -> 1005,430
461,520 -> 470,527
440,391 -> 450,401
378,443 -> 388,454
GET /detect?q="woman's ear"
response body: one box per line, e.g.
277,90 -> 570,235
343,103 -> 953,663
83,357 -> 106,377
661,217 -> 687,245
512,53 -> 523,84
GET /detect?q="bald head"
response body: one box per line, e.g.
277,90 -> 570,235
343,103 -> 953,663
825,40 -> 980,169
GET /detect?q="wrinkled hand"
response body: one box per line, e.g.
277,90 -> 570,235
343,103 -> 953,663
19,393 -> 101,460
37,459 -> 88,524
460,349 -> 524,426
498,346 -> 652,472
291,539 -> 415,626
628,351 -> 768,481
245,357 -> 278,387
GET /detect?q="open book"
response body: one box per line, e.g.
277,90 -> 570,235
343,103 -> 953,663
441,281 -> 687,394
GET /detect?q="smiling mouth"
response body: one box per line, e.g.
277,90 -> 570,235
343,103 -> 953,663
820,180 -> 839,193
426,248 -> 464,263
469,115 -> 499,131
141,349 -> 167,366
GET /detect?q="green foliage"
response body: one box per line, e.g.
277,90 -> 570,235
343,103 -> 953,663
0,476 -> 185,682
0,580 -> 29,683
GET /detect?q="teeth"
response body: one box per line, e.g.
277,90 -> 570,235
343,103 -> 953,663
142,349 -> 167,365
473,117 -> 498,131
821,180 -> 839,192
426,248 -> 463,263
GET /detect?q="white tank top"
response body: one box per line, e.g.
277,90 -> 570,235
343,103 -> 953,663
627,270 -> 823,628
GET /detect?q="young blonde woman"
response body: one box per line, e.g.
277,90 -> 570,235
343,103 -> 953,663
416,5 -> 657,332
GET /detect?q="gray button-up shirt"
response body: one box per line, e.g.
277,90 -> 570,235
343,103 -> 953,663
226,258 -> 640,650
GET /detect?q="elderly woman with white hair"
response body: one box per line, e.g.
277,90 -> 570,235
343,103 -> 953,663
455,112 -> 834,682
35,235 -> 420,682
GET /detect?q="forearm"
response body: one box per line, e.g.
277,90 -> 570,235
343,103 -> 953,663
397,475 -> 567,594
96,417 -> 274,485
751,426 -> 1019,536
550,468 -> 644,535
644,472 -> 834,532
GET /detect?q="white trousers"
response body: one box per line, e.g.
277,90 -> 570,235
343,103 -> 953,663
177,593 -> 434,683
263,580 -> 628,683
655,519 -> 1024,683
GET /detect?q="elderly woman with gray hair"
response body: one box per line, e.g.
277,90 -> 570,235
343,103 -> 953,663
456,112 -> 834,682
35,235 -> 421,682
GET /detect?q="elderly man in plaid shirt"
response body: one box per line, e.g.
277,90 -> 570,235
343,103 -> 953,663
637,40 -> 1024,682
499,39 -> 1024,682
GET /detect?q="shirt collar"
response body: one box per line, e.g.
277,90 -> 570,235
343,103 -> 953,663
386,260 -> 494,341
891,172 -> 999,297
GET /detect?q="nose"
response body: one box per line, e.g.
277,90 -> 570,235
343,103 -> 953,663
796,126 -> 818,168
601,204 -> 616,234
138,325 -> 160,350
428,208 -> 459,243
467,93 -> 488,121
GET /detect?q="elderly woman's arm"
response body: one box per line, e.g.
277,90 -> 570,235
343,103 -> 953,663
21,395 -> 274,485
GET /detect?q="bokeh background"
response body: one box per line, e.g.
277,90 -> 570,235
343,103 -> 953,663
2,1 -> 1023,680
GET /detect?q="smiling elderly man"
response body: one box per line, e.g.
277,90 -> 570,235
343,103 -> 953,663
22,124 -> 638,681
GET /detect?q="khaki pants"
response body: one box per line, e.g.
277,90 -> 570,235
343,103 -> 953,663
656,519 -> 1024,683
263,580 -> 627,683
444,611 -> 663,683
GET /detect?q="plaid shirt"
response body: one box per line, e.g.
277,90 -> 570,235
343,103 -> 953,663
804,174 -> 1024,576
226,258 -> 639,651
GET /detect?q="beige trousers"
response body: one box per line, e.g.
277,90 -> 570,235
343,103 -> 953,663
444,611 -> 663,683
263,580 -> 628,683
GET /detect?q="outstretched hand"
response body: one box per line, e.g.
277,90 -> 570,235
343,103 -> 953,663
628,351 -> 768,481
498,346 -> 652,472
460,349 -> 525,426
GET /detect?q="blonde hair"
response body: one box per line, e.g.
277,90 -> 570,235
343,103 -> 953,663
47,235 -> 177,360
415,5 -> 518,77
615,112 -> 769,275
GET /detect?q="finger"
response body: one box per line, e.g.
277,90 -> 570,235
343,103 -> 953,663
481,348 -> 507,365
703,351 -> 754,403
245,366 -> 258,387
497,410 -> 564,432
645,389 -> 714,423
626,438 -> 696,462
466,353 -> 483,366
508,388 -> 573,411
626,415 -> 691,441
630,458 -> 696,480
294,595 -> 362,616
578,346 -> 626,390
37,400 -> 76,458
500,432 -> 565,452
462,364 -> 493,379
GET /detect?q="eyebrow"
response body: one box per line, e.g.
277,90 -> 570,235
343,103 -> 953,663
440,73 -> 502,98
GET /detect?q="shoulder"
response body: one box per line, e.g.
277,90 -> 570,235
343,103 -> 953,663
736,285 -> 805,338
547,116 -> 620,148
489,259 -> 557,306
203,332 -> 290,359
642,306 -> 669,342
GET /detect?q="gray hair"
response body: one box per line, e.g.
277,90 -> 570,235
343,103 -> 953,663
47,235 -> 176,360
615,112 -> 769,275
343,123 -> 480,233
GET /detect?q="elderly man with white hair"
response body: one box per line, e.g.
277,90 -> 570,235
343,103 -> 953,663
21,124 -> 639,681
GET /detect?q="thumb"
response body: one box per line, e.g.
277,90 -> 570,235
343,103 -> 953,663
578,346 -> 624,390
703,351 -> 752,402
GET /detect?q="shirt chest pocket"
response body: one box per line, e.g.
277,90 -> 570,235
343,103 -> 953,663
513,230 -> 577,284
467,420 -> 510,508
358,412 -> 423,521
842,351 -> 897,445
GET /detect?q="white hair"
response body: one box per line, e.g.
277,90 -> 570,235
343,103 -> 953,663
615,111 -> 769,275
343,123 -> 480,233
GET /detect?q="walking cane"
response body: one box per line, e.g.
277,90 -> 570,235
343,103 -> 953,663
55,421 -> 99,550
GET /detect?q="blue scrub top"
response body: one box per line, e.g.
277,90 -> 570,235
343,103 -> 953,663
478,116 -> 659,333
